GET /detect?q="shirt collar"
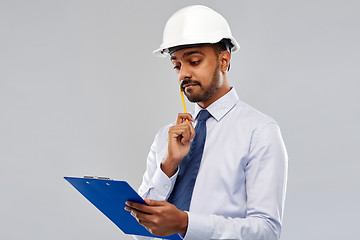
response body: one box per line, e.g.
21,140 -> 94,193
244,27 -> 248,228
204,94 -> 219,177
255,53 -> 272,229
194,88 -> 239,122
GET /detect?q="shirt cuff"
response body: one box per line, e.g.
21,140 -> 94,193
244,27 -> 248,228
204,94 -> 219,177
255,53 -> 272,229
151,162 -> 179,199
183,212 -> 213,240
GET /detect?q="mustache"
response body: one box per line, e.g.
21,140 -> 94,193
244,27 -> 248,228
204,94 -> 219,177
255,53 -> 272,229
180,79 -> 201,90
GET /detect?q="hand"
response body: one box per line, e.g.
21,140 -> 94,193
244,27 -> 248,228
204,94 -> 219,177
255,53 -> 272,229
162,113 -> 195,177
125,199 -> 188,236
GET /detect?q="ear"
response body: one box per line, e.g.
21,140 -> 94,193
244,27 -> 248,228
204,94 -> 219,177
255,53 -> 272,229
219,50 -> 231,72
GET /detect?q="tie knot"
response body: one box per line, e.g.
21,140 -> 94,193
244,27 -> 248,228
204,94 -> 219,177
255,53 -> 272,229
197,110 -> 211,122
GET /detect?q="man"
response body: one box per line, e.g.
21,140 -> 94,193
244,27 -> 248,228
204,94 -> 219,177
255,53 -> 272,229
125,5 -> 288,240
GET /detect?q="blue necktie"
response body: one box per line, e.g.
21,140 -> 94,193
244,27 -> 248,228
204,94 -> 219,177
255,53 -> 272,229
167,109 -> 211,211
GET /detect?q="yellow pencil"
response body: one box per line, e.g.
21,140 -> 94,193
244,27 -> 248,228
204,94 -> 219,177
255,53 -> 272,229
180,88 -> 188,121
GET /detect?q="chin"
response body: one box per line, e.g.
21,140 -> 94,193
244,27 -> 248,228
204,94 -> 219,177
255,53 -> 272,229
186,95 -> 207,103
186,96 -> 201,103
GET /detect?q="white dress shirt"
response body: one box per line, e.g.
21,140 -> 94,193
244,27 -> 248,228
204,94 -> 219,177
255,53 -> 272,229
136,88 -> 288,240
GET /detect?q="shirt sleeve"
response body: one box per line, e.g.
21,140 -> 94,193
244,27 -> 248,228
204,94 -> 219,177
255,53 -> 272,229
133,128 -> 180,240
184,122 -> 288,240
138,127 -> 179,201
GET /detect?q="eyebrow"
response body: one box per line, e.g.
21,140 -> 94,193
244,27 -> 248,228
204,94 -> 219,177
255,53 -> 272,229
170,50 -> 205,61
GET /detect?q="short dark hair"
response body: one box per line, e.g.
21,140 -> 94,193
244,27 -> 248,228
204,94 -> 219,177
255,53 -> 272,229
211,39 -> 233,70
210,42 -> 227,57
211,39 -> 233,55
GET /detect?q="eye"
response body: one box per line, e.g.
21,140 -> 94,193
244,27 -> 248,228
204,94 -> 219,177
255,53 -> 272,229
190,60 -> 200,66
173,62 -> 181,70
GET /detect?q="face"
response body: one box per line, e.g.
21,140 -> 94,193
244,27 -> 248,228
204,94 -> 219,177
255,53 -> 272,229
170,46 -> 230,108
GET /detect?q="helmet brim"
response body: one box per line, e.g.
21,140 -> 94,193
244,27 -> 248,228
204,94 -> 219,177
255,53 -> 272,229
153,37 -> 240,57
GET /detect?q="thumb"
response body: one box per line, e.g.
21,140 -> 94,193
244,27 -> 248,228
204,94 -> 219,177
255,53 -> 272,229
144,198 -> 165,206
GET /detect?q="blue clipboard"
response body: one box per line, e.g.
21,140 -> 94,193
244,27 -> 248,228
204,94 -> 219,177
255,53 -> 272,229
64,177 -> 181,240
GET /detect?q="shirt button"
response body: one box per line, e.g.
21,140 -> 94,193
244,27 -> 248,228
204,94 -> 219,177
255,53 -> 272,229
164,185 -> 169,189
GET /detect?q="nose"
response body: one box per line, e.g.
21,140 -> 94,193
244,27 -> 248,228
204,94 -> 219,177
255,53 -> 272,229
178,64 -> 192,81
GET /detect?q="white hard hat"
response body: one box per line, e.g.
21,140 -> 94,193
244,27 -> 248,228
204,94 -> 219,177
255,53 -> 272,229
153,5 -> 240,57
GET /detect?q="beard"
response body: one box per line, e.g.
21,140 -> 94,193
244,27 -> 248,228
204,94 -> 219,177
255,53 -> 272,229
181,63 -> 222,103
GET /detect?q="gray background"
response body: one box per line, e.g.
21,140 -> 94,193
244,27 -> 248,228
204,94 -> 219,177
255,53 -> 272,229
1,0 -> 359,239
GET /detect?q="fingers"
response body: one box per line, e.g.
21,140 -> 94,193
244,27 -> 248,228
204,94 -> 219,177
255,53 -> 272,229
125,201 -> 151,213
169,122 -> 195,144
126,207 -> 158,235
126,200 -> 186,236
125,205 -> 153,224
179,123 -> 195,144
125,201 -> 152,222
125,200 -> 166,215
176,113 -> 194,124
175,113 -> 195,143
125,200 -> 165,229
